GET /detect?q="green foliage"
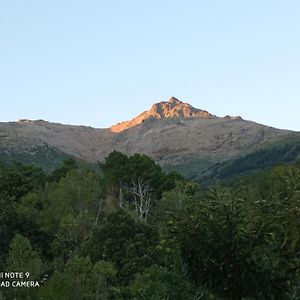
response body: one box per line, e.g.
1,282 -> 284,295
0,163 -> 46,268
87,210 -> 159,284
47,157 -> 78,183
3,234 -> 43,300
6,234 -> 43,278
18,169 -> 103,259
40,256 -> 117,300
0,144 -> 71,172
99,151 -> 183,223
100,151 -> 181,199
203,136 -> 300,183
164,156 -> 216,180
0,162 -> 46,200
168,177 -> 300,299
128,265 -> 199,300
174,192 -> 283,298
1,153 -> 300,299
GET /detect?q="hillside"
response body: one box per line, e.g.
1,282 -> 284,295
0,97 -> 297,175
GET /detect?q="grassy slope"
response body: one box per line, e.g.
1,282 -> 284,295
205,134 -> 300,182
0,144 -> 71,172
1,132 -> 299,180
164,133 -> 300,183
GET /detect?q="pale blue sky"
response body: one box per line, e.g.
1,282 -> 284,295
0,1 -> 299,130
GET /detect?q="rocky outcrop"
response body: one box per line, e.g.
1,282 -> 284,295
111,97 -> 216,132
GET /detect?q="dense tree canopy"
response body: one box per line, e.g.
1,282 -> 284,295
0,154 -> 300,299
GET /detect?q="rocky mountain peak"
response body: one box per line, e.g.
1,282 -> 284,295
111,97 -> 216,132
168,96 -> 182,105
149,97 -> 215,119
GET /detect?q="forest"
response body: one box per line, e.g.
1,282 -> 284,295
0,151 -> 300,299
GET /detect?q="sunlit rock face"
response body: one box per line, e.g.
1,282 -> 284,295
111,97 -> 217,133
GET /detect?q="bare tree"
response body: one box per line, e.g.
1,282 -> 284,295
118,180 -> 125,208
94,198 -> 103,226
131,176 -> 152,223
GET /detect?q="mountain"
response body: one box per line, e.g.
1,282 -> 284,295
111,97 -> 244,133
0,97 -> 299,177
111,97 -> 218,132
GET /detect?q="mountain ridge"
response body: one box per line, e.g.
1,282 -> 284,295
111,97 -> 242,132
0,97 -> 298,177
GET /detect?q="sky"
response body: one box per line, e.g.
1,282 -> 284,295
0,0 -> 299,130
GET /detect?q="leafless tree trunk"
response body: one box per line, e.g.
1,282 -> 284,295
119,181 -> 125,208
94,198 -> 103,226
131,176 -> 152,223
